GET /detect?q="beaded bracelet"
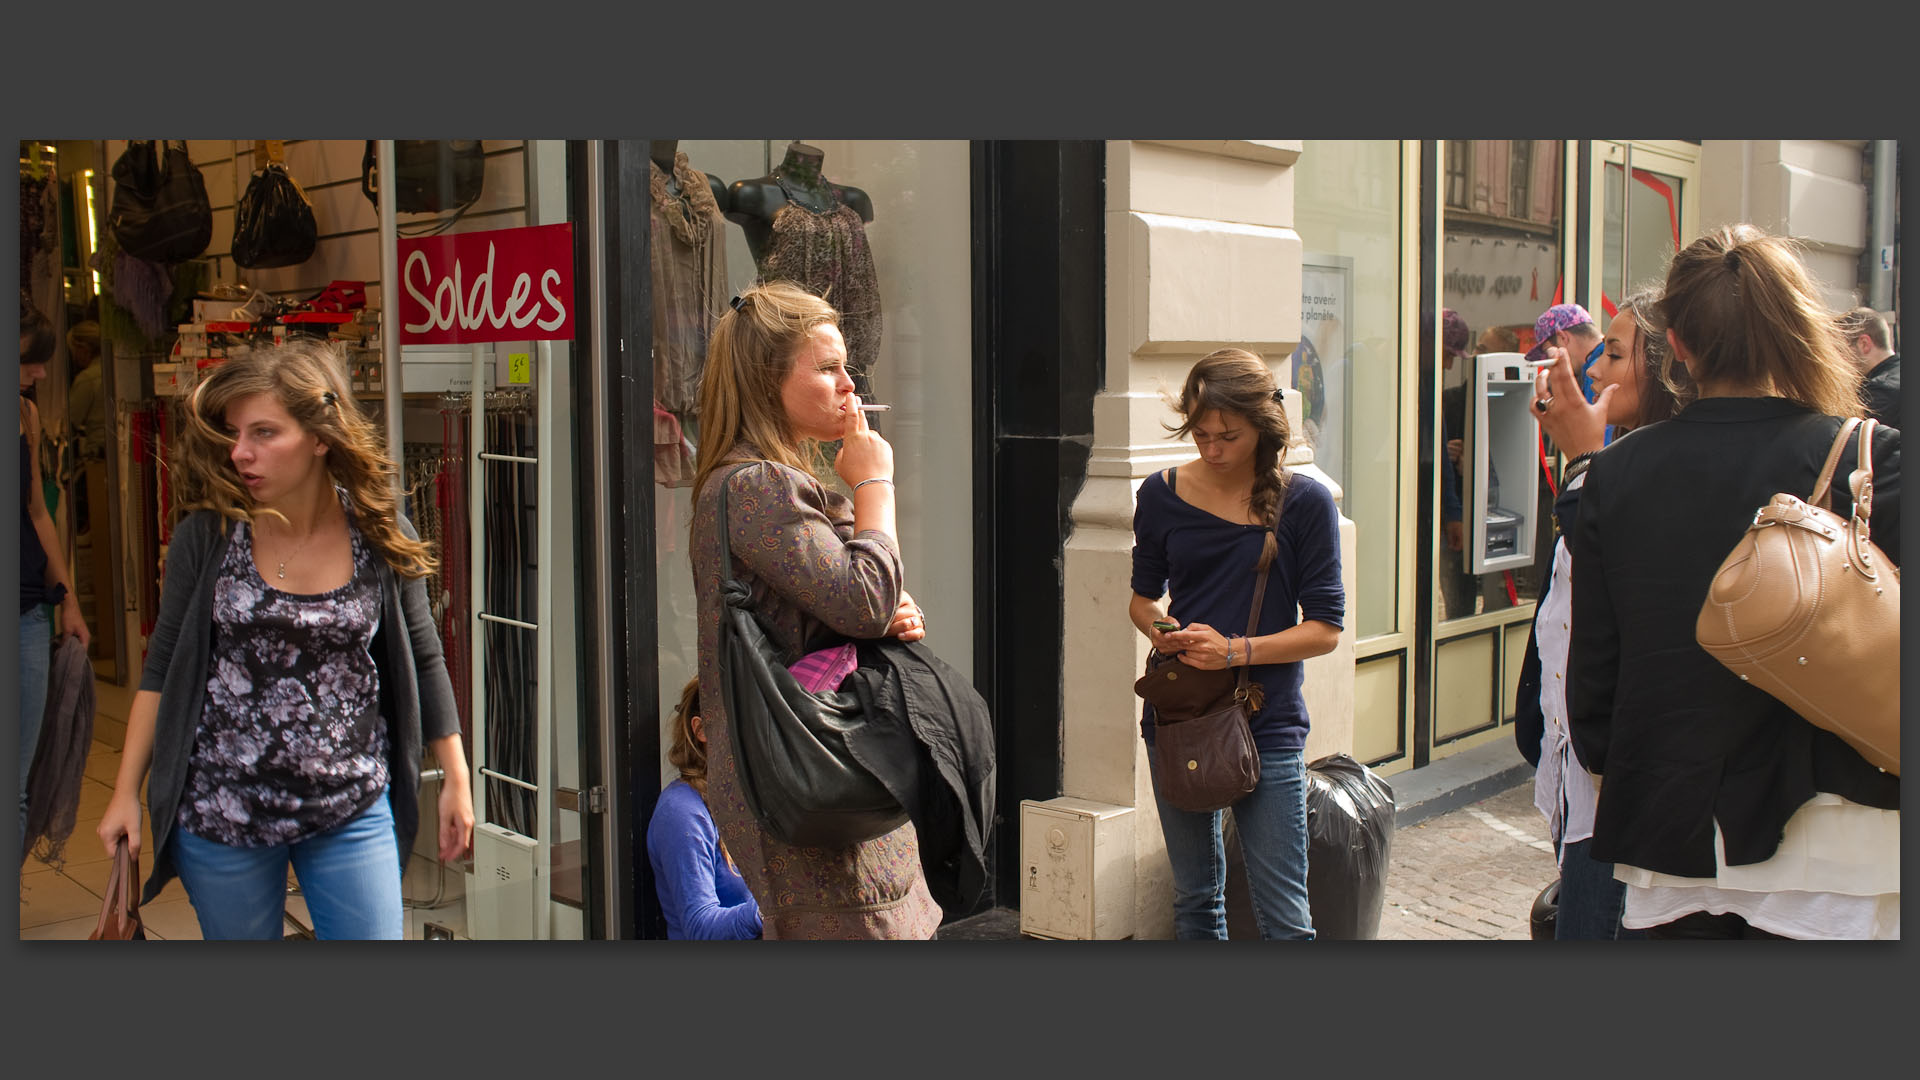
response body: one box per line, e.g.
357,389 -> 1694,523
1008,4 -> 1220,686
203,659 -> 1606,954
1562,451 -> 1599,486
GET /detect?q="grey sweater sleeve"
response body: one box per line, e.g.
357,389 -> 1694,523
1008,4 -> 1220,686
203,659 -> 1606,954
140,513 -> 219,693
397,514 -> 461,743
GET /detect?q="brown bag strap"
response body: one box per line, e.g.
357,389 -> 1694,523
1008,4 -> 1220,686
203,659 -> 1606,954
1809,416 -> 1864,510
1235,528 -> 1277,693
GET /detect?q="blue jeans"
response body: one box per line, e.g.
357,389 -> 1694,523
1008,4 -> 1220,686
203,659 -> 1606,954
171,792 -> 405,940
18,606 -> 52,852
1152,744 -> 1314,940
1554,835 -> 1644,940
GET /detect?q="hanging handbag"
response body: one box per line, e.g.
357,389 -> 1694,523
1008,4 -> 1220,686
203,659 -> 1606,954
231,162 -> 318,269
87,838 -> 147,941
108,140 -> 213,264
713,465 -> 910,848
361,140 -> 486,214
1696,416 -> 1900,775
1135,516 -> 1274,814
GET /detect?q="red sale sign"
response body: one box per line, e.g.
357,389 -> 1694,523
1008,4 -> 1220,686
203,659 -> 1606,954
396,222 -> 575,344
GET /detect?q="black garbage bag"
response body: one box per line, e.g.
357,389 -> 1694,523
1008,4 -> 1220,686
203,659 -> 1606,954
1224,752 -> 1396,939
232,163 -> 317,269
109,140 -> 212,264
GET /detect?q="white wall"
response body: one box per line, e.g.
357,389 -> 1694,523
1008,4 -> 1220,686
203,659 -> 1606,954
1699,140 -> 1871,312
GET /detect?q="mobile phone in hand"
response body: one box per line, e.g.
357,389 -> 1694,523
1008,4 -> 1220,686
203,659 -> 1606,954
1152,618 -> 1179,633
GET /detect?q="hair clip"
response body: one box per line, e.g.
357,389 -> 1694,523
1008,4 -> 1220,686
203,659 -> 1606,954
1723,250 -> 1741,272
322,390 -> 338,407
1271,388 -> 1286,403
729,294 -> 748,312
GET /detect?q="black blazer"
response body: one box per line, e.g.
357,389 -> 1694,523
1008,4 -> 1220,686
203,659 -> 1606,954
1568,397 -> 1900,878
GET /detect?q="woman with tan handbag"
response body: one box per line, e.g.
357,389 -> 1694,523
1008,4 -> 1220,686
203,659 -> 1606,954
1567,225 -> 1900,939
1128,349 -> 1345,940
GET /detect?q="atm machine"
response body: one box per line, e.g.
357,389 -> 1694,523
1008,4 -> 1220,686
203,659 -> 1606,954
1462,351 -> 1541,575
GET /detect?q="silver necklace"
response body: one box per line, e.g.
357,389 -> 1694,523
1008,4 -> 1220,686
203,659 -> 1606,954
263,517 -> 322,580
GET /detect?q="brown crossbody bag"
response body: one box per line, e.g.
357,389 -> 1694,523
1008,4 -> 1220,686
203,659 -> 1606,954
1134,471 -> 1271,812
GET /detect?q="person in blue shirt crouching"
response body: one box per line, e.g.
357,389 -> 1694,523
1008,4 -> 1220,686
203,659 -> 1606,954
648,678 -> 764,939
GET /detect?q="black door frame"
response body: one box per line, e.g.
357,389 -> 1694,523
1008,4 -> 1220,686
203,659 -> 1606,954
571,139 -> 659,940
969,140 -> 1104,911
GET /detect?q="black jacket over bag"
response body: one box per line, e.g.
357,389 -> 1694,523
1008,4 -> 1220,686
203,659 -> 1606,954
842,638 -> 997,915
1567,397 -> 1900,879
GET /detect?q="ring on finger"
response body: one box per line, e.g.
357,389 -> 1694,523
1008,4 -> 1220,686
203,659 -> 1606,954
1535,395 -> 1553,413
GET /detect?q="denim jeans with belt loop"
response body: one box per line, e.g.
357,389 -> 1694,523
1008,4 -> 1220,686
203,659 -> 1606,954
1151,744 -> 1315,940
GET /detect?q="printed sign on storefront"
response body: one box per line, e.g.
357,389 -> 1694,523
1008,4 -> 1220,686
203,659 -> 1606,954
397,222 -> 575,344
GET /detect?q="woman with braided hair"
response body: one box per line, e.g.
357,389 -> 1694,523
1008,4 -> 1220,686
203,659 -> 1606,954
1128,348 -> 1346,939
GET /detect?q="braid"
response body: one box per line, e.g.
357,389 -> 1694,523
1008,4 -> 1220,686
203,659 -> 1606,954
1248,441 -> 1289,571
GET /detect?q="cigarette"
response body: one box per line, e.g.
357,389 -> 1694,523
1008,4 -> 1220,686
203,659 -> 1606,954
858,403 -> 891,412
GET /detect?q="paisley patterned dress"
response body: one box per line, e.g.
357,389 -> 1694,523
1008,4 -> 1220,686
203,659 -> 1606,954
690,446 -> 940,939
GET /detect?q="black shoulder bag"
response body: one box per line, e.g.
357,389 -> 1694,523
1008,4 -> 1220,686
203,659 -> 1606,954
714,465 -> 910,848
108,140 -> 212,264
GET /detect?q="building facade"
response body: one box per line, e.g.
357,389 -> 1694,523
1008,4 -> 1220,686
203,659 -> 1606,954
18,138 -> 1892,939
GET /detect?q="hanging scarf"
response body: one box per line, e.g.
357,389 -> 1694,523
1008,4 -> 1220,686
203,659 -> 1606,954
648,152 -> 721,249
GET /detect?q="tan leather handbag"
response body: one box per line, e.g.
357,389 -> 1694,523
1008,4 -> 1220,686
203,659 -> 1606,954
1696,417 -> 1899,775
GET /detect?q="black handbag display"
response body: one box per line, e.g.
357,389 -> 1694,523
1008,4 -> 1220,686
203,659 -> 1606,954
714,466 -> 910,848
231,163 -> 318,269
361,140 -> 486,214
108,140 -> 212,263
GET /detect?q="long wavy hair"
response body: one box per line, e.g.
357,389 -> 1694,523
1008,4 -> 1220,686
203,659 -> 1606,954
171,339 -> 436,579
1660,224 -> 1863,418
689,280 -> 842,504
1165,348 -> 1293,571
1614,287 -> 1695,431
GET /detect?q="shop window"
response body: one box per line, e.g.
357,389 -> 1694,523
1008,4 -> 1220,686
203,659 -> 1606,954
650,140 -> 975,784
1437,139 -> 1563,627
1293,140 -> 1405,641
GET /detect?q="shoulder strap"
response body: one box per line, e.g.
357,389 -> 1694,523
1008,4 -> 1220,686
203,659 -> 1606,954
1809,416 -> 1862,509
1848,418 -> 1878,524
1163,466 -> 1176,494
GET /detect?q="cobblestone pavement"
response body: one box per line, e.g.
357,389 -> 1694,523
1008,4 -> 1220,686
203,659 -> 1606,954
1376,778 -> 1560,941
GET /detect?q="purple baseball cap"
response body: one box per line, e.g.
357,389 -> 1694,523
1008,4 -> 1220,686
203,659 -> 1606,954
1524,303 -> 1595,362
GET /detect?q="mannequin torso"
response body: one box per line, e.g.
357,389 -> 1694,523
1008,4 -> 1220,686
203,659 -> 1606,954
725,143 -> 874,262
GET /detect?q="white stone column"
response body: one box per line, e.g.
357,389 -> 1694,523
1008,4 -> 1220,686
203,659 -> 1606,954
1050,140 -> 1357,939
1700,140 -> 1870,310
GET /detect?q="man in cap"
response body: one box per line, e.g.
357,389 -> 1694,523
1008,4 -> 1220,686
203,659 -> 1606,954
1526,303 -> 1603,404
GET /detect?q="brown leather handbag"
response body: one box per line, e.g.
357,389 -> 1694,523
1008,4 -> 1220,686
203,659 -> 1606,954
88,838 -> 147,940
1696,416 -> 1900,775
1135,533 -> 1274,814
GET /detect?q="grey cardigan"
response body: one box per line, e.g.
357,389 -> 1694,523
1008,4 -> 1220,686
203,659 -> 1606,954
137,508 -> 460,905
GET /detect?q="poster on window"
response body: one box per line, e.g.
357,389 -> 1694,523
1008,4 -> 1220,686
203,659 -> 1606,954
1292,255 -> 1352,486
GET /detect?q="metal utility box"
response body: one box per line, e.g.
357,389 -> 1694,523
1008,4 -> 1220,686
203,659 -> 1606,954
1019,798 -> 1135,940
1464,351 -> 1542,575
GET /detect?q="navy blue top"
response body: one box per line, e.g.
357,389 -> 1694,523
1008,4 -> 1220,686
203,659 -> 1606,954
646,780 -> 763,940
1131,468 -> 1345,752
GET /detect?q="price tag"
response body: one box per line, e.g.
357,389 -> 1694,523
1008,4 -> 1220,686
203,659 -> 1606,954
508,352 -> 531,385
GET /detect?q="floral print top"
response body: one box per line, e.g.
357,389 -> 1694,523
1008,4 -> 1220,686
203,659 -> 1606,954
177,497 -> 388,847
